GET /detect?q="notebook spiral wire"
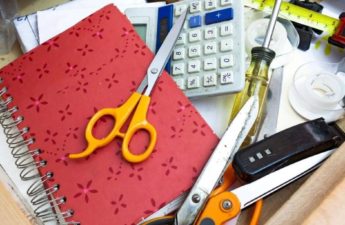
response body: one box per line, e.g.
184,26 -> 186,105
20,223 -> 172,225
0,81 -> 79,225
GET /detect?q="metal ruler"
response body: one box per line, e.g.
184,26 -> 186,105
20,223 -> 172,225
244,0 -> 340,34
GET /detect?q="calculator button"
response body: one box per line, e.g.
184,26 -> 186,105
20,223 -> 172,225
189,15 -> 202,28
204,27 -> 217,40
203,73 -> 217,86
175,4 -> 187,16
188,45 -> 201,58
175,78 -> 185,90
204,58 -> 217,70
187,76 -> 200,89
220,55 -> 233,68
220,71 -> 234,84
220,0 -> 232,6
189,30 -> 202,42
204,42 -> 217,55
190,1 -> 202,13
188,60 -> 201,73
205,8 -> 233,25
169,0 -> 244,97
172,63 -> 185,76
220,39 -> 233,52
173,48 -> 186,60
220,23 -> 233,36
176,33 -> 186,45
204,0 -> 217,10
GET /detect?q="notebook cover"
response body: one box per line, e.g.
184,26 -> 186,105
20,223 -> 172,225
0,5 -> 218,225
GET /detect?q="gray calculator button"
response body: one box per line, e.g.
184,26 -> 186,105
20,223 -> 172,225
173,48 -> 186,60
204,58 -> 217,70
205,0 -> 217,10
172,63 -> 185,75
187,76 -> 200,89
220,55 -> 233,68
220,71 -> 234,84
203,73 -> 217,86
204,42 -> 217,55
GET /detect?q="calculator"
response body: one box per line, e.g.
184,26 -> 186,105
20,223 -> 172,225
157,0 -> 245,98
126,0 -> 245,98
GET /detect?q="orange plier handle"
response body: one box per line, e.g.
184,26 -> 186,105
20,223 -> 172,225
142,166 -> 262,225
196,165 -> 262,225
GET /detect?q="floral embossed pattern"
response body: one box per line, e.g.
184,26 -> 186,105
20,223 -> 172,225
0,5 -> 218,225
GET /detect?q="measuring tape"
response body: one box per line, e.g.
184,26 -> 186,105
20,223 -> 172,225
244,0 -> 340,34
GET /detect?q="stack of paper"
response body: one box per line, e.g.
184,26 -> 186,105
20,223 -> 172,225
13,0 -> 164,52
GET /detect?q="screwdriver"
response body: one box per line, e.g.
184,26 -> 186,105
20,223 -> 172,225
229,1 -> 283,225
229,0 -> 283,147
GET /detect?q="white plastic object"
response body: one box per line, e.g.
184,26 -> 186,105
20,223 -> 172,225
0,20 -> 16,54
0,0 -> 18,19
244,11 -> 300,69
0,0 -> 18,54
246,18 -> 287,54
289,58 -> 345,123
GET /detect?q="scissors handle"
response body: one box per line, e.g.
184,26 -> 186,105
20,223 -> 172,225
122,95 -> 157,163
195,165 -> 241,225
195,191 -> 241,225
211,165 -> 236,197
186,165 -> 239,225
69,93 -> 141,159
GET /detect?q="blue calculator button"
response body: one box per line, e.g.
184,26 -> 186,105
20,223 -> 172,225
189,15 -> 202,28
205,8 -> 233,25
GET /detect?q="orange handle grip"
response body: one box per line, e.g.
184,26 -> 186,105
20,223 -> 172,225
211,165 -> 236,197
195,191 -> 241,225
69,93 -> 141,159
249,200 -> 263,225
122,95 -> 157,163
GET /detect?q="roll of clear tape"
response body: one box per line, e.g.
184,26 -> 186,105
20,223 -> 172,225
244,16 -> 299,68
304,73 -> 345,108
246,18 -> 288,55
289,60 -> 345,123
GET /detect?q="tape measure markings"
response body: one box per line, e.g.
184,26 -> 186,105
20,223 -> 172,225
245,0 -> 340,34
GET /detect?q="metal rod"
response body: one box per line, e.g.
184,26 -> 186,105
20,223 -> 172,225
263,0 -> 283,48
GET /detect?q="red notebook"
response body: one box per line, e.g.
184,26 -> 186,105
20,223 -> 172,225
0,4 -> 218,225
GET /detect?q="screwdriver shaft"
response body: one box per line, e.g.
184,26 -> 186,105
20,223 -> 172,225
263,0 -> 283,48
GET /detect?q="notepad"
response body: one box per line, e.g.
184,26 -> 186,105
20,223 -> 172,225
0,5 -> 218,224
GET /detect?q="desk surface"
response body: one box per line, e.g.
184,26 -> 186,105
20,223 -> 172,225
0,180 -> 33,225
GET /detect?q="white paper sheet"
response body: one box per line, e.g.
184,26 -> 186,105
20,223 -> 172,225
37,1 -> 165,44
13,14 -> 40,52
13,0 -> 149,52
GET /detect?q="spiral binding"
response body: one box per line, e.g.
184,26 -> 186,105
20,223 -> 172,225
0,80 -> 79,225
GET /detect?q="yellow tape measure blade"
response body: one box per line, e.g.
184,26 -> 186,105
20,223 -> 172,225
245,0 -> 340,34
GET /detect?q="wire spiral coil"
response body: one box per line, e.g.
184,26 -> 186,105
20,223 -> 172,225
0,79 -> 79,225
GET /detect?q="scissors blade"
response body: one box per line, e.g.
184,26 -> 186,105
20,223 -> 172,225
175,96 -> 259,225
231,149 -> 334,209
255,67 -> 284,141
139,9 -> 188,95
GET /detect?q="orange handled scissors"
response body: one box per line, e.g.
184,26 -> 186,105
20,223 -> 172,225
140,96 -> 260,225
68,10 -> 188,163
141,150 -> 334,225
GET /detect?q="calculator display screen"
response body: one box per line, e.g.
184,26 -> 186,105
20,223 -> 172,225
159,18 -> 169,44
134,24 -> 147,42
